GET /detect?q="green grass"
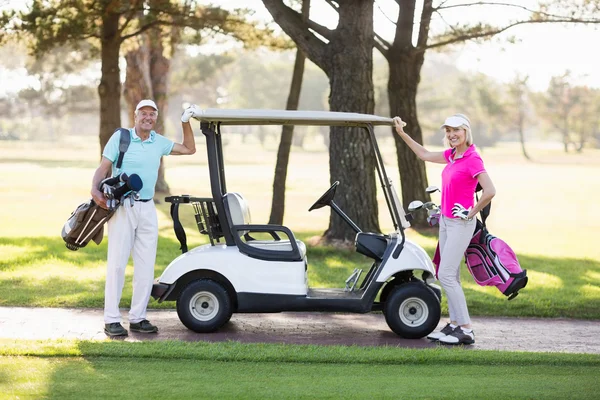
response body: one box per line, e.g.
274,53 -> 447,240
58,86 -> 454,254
0,139 -> 599,318
1,340 -> 599,399
1,233 -> 598,318
1,139 -> 600,399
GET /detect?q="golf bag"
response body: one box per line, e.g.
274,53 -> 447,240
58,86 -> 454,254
62,200 -> 116,250
432,185 -> 528,300
464,220 -> 528,300
61,129 -> 142,251
62,172 -> 143,250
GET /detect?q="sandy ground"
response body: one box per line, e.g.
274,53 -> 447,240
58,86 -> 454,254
1,307 -> 599,354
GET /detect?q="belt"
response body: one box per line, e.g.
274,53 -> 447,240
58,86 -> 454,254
135,198 -> 153,202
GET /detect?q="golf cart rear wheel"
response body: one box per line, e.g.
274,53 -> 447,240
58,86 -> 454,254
177,279 -> 232,333
384,282 -> 441,339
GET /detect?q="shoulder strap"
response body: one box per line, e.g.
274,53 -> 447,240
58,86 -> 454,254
475,190 -> 491,244
170,203 -> 188,254
116,128 -> 131,169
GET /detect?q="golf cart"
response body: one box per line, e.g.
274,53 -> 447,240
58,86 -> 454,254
151,109 -> 441,339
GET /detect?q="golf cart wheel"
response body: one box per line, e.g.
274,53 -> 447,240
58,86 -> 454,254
384,282 -> 441,339
177,279 -> 232,333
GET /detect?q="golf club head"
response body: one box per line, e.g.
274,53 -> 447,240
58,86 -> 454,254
427,214 -> 440,227
427,208 -> 440,217
425,185 -> 440,194
423,201 -> 437,210
408,200 -> 424,212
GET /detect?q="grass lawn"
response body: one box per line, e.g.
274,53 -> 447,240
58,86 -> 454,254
2,340 -> 600,399
0,137 -> 598,318
1,136 -> 599,399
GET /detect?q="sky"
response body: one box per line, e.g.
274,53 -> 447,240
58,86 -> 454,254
223,0 -> 600,91
1,0 -> 599,94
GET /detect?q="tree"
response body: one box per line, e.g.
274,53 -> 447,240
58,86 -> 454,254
263,0 -> 379,244
543,72 -> 578,152
322,0 -> 600,227
268,0 -> 310,226
565,85 -> 599,152
507,75 -> 532,160
2,0 -> 270,153
123,11 -> 181,195
453,73 -> 506,150
377,1 -> 600,226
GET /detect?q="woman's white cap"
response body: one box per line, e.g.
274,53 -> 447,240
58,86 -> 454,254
441,114 -> 470,129
135,99 -> 158,111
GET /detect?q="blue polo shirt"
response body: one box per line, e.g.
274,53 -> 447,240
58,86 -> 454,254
102,128 -> 174,200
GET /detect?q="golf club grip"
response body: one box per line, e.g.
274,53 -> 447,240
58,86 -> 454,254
112,174 -> 143,198
100,172 -> 128,188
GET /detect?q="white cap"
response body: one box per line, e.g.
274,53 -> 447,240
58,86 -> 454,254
441,114 -> 470,129
135,99 -> 158,112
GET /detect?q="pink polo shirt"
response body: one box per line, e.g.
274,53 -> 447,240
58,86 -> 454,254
440,145 -> 486,218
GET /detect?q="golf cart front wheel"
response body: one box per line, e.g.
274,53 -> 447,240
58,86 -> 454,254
177,279 -> 232,333
384,282 -> 441,339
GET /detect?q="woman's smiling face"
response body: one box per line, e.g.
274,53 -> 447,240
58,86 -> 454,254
444,126 -> 467,148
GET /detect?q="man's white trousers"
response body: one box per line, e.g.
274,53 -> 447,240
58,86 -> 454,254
104,200 -> 158,324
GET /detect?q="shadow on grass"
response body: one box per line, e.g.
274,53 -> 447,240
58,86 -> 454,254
1,234 -> 599,319
0,158 -> 99,169
0,235 -> 185,308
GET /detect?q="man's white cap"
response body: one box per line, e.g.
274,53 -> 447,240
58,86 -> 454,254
135,99 -> 158,112
441,114 -> 470,129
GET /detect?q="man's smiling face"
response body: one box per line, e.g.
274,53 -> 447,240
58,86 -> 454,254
135,106 -> 158,133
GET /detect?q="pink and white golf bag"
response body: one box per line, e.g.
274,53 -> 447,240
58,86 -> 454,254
464,221 -> 528,300
432,221 -> 527,300
432,186 -> 528,300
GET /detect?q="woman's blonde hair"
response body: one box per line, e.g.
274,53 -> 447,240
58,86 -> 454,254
442,113 -> 473,148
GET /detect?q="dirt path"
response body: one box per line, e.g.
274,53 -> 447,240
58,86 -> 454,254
1,307 -> 598,354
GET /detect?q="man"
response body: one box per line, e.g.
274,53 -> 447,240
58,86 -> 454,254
91,99 -> 199,337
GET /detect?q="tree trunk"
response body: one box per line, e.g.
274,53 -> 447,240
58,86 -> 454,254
323,1 -> 378,243
517,116 -> 531,160
123,29 -> 172,196
387,51 -> 430,229
149,29 -> 171,195
269,0 -> 309,226
384,0 -> 432,230
98,11 -> 122,154
262,0 -> 378,244
123,45 -> 152,125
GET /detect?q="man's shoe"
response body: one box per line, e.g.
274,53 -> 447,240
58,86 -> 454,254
439,326 -> 475,345
130,319 -> 158,333
427,323 -> 455,341
104,322 -> 128,337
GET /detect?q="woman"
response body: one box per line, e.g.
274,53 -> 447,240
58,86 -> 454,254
393,114 -> 495,345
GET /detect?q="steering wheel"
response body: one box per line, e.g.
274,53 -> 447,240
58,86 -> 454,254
309,181 -> 340,211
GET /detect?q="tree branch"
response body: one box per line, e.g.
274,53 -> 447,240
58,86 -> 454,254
437,1 -> 600,22
262,0 -> 330,71
426,20 -> 528,49
118,0 -> 144,35
426,16 -> 600,51
374,31 -> 390,57
416,0 -> 433,49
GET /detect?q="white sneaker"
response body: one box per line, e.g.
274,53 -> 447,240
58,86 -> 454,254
439,326 -> 475,345
426,323 -> 455,341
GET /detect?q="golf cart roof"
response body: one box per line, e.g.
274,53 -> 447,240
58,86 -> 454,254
195,109 -> 394,127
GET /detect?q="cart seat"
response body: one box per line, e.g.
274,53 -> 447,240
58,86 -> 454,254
225,192 -> 306,259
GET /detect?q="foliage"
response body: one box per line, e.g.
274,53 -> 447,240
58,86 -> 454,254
2,1 -> 278,54
535,72 -> 600,151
